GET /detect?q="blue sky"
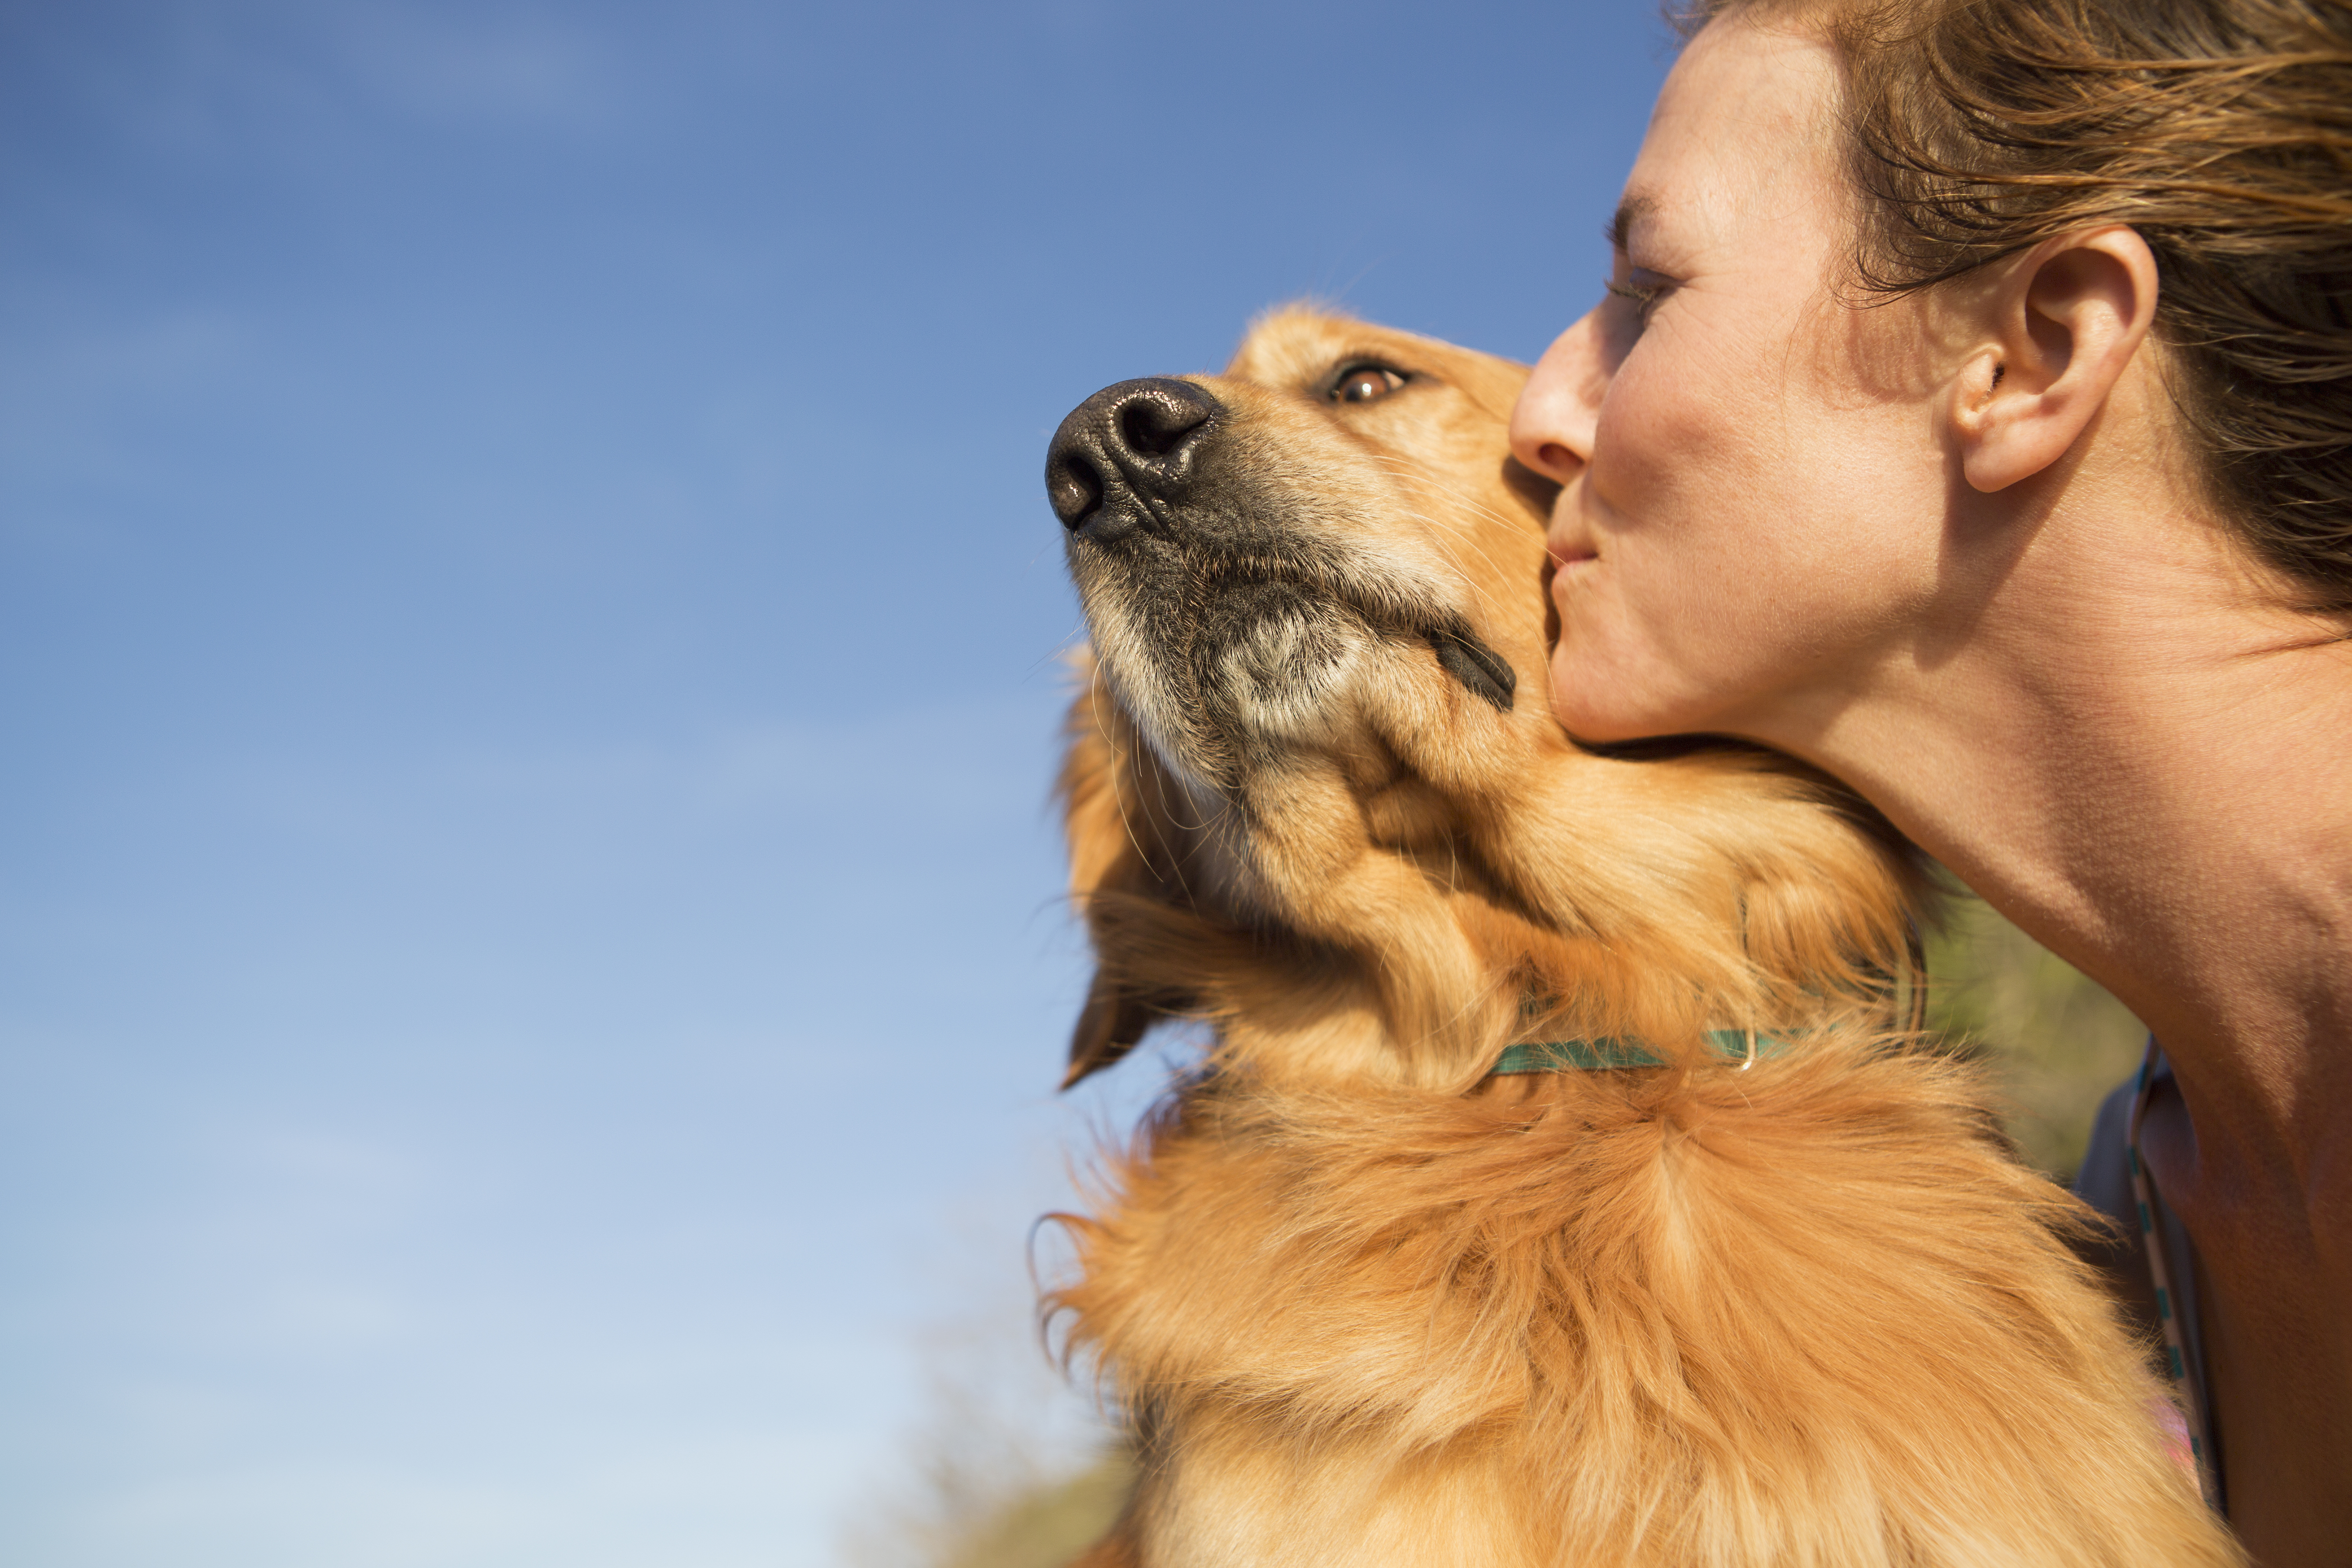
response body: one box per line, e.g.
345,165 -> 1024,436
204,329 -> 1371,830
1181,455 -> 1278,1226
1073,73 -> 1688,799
0,2 -> 1676,1563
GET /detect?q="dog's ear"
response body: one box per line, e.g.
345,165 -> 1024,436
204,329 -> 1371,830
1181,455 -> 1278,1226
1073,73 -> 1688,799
1064,973 -> 1158,1088
1057,651 -> 1167,1087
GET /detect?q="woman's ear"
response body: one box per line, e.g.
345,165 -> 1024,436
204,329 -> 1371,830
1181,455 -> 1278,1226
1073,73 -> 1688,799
1951,225 -> 2160,493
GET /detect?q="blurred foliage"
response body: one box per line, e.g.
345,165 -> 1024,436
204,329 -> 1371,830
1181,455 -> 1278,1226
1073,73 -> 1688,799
868,896 -> 2145,1568
938,1450 -> 1135,1568
1922,894 -> 2147,1182
838,1275 -> 1128,1568
845,1416 -> 1129,1568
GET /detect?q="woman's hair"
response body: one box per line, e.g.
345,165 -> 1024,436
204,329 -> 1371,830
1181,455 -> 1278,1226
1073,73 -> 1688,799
1694,0 -> 2352,611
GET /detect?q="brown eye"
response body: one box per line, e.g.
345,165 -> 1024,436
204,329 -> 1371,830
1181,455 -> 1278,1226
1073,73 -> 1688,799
1330,364 -> 1406,404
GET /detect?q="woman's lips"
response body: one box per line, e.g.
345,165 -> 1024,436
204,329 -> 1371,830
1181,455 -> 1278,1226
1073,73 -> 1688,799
1548,544 -> 1597,617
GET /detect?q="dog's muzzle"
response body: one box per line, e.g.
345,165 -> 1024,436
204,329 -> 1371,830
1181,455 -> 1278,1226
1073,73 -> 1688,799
1045,377 -> 1222,545
1042,373 -> 1516,716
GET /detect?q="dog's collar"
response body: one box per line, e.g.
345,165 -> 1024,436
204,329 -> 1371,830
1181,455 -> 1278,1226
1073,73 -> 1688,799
1495,926 -> 1927,1076
1490,1028 -> 1782,1074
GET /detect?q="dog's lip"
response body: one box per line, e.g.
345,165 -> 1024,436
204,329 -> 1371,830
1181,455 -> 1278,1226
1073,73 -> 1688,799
1119,559 -> 1485,671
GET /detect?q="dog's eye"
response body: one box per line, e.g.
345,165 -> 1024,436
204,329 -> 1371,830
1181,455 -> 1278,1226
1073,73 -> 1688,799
1328,364 -> 1407,404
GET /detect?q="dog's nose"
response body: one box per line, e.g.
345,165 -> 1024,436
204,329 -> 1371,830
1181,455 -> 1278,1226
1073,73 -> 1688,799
1045,377 -> 1221,539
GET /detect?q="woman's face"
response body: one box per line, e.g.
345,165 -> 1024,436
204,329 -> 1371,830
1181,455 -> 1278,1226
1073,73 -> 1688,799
1510,18 -> 1954,744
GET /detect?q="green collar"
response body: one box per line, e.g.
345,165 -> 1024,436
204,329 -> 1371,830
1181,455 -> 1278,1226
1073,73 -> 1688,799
1491,1028 -> 1783,1075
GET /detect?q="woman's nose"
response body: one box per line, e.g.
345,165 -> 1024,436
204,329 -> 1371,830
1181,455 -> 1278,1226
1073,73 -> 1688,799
1510,309 -> 1605,484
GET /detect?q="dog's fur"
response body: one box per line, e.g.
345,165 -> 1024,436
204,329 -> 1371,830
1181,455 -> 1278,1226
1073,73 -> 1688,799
1043,308 -> 2241,1567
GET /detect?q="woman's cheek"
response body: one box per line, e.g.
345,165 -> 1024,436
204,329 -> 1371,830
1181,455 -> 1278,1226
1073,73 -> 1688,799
1584,325 -> 1747,541
1584,345 -> 1732,658
1584,337 -> 1807,725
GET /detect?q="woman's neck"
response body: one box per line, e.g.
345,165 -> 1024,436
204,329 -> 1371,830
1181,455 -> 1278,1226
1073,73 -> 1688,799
1760,494 -> 2352,1563
1779,503 -> 2352,1161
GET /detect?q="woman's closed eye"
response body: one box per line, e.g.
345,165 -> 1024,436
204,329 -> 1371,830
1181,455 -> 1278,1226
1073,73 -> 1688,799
1604,276 -> 1669,327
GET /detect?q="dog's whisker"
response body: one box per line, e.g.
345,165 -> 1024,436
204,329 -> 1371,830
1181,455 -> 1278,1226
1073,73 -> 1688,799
1089,662 -> 1180,903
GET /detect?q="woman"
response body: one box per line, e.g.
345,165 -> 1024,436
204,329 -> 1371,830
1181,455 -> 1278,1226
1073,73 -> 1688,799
1507,0 -> 2350,1561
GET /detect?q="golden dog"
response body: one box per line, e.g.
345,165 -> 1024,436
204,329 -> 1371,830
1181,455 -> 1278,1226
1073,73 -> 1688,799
1038,308 -> 2239,1567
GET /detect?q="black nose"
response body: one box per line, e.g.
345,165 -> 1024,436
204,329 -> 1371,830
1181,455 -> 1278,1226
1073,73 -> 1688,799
1045,377 -> 1221,539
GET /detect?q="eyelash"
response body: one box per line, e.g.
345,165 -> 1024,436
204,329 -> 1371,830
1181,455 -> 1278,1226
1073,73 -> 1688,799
1606,278 -> 1665,324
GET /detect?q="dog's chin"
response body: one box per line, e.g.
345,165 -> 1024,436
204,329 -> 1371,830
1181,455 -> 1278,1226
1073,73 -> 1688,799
1091,588 -> 1374,787
1200,586 -> 1372,745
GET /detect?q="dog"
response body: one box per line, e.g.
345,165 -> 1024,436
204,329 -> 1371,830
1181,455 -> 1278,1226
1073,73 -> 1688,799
1037,307 -> 2241,1567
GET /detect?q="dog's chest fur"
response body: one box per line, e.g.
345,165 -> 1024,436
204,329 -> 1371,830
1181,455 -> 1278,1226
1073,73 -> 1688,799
1058,1045 -> 2232,1568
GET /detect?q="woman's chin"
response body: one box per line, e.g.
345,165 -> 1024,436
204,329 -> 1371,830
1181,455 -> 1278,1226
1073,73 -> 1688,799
1546,641 -> 1714,743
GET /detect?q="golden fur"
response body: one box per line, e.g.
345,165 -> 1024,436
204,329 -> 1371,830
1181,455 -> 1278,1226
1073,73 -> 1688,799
1043,307 -> 2241,1566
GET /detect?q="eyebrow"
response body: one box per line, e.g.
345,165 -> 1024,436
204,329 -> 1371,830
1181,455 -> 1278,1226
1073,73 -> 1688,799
1606,193 -> 1656,252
